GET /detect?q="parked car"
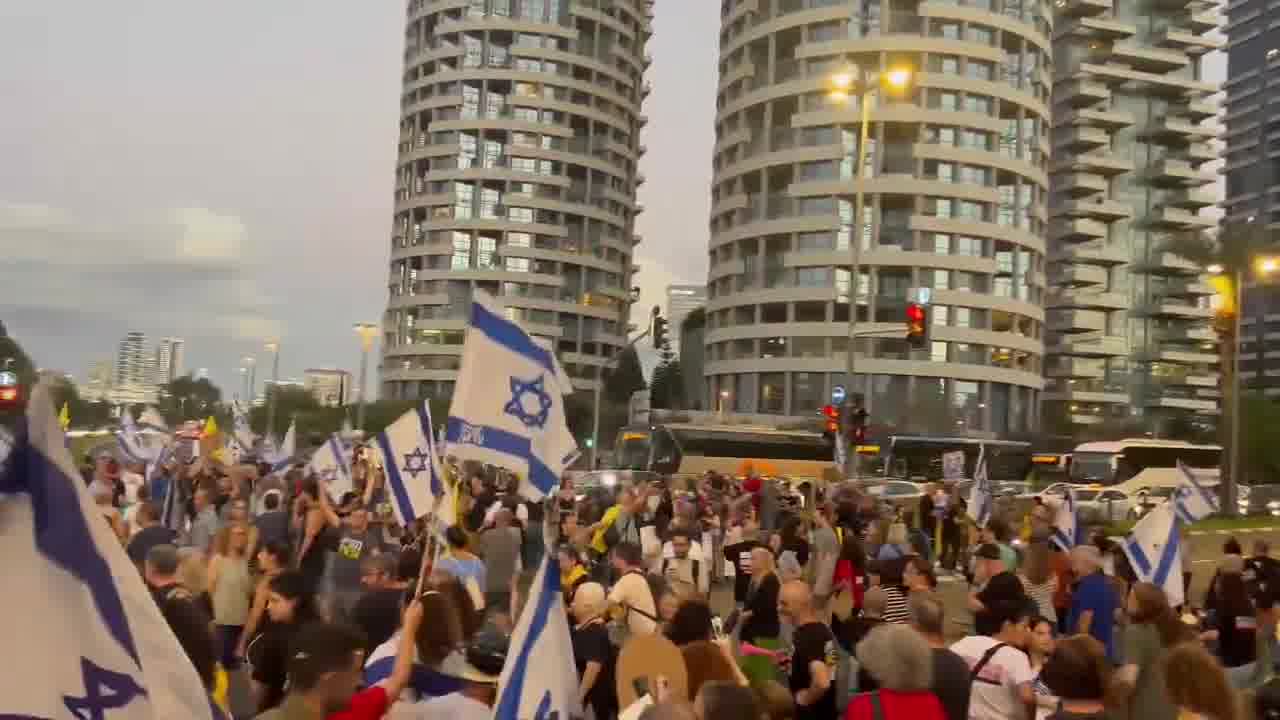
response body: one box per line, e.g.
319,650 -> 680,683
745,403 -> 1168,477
862,479 -> 926,515
1074,487 -> 1139,523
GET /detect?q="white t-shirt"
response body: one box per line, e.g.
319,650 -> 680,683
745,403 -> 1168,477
609,570 -> 658,636
950,635 -> 1035,720
392,691 -> 491,720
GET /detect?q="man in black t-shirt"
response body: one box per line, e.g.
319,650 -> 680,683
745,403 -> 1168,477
127,501 -> 176,568
780,580 -> 837,720
724,519 -> 763,607
351,554 -> 405,651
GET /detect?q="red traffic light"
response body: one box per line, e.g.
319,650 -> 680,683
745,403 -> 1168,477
821,404 -> 838,432
0,386 -> 18,404
906,302 -> 925,324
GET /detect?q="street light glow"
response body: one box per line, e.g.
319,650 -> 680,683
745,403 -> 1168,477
884,67 -> 912,89
829,68 -> 855,91
1207,263 -> 1225,275
1260,257 -> 1279,275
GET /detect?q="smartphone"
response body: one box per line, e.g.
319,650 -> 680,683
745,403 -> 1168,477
711,616 -> 725,639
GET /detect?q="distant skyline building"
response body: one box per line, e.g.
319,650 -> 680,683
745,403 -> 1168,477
378,0 -> 654,403
153,337 -> 185,385
255,378 -> 304,407
83,359 -> 113,402
666,284 -> 706,357
304,368 -> 352,407
114,331 -> 147,388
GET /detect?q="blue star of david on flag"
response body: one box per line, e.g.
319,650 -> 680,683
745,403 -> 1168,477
504,374 -> 552,429
401,447 -> 431,480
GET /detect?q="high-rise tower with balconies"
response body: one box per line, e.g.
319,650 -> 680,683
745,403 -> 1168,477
706,0 -> 1050,435
1044,0 -> 1221,432
381,0 -> 652,401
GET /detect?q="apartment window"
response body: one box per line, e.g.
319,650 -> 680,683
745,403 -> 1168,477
930,197 -> 954,218
477,236 -> 497,268
967,26 -> 993,45
508,207 -> 534,223
956,235 -> 983,256
479,188 -> 501,219
931,55 -> 961,74
797,267 -> 834,287
930,341 -> 947,363
934,91 -> 959,111
798,231 -> 836,252
451,232 -> 472,269
507,232 -> 532,247
966,61 -> 994,81
933,21 -> 960,39
759,373 -> 786,414
933,305 -> 950,325
964,95 -> 992,114
932,233 -> 952,254
505,257 -> 530,272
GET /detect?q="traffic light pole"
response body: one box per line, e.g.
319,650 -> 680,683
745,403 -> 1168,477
842,74 -> 875,481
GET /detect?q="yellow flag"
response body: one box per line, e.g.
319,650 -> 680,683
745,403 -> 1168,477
58,402 -> 71,431
203,416 -> 219,437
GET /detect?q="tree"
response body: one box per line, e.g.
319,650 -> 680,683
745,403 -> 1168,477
649,334 -> 684,410
47,377 -> 113,429
156,374 -> 224,426
604,345 -> 646,406
1241,393 -> 1280,484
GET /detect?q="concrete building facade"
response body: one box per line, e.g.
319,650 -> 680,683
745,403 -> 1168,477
666,284 -> 707,357
705,0 -> 1050,434
380,0 -> 653,401
304,368 -> 353,407
153,337 -> 185,386
1044,0 -> 1221,431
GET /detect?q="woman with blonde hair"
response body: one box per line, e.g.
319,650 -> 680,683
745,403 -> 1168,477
1019,540 -> 1057,624
877,522 -> 913,562
739,546 -> 783,684
571,582 -> 619,720
1163,641 -> 1239,720
207,522 -> 253,671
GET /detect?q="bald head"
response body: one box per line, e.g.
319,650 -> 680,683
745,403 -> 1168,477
1071,545 -> 1101,575
779,579 -> 815,624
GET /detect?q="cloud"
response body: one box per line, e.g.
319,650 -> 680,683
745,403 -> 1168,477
0,202 -> 280,346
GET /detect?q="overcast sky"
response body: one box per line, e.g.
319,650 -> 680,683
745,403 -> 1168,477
0,1 -> 718,397
0,3 -> 1223,399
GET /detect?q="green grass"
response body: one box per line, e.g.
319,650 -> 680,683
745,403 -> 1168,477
1105,515 -> 1280,536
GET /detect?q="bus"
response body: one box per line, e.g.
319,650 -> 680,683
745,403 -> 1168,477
1068,438 -> 1221,491
613,423 -> 835,478
874,436 -> 1033,483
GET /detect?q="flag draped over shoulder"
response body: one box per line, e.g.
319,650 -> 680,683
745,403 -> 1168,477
1050,489 -> 1081,552
492,554 -> 580,720
966,450 -> 993,528
0,382 -> 222,719
1173,459 -> 1219,524
373,402 -> 445,526
1122,503 -> 1184,608
447,291 -> 579,501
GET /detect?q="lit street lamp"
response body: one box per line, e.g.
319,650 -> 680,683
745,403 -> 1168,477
353,323 -> 379,434
1210,254 -> 1279,513
826,63 -> 913,479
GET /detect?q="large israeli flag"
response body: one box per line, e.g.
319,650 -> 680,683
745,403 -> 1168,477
447,291 -> 579,501
966,449 -> 993,528
117,411 -> 162,465
1050,489 -> 1081,552
373,402 -> 445,526
309,432 -> 354,497
1173,459 -> 1219,524
1122,502 -> 1184,608
231,402 -> 255,450
493,554 -> 580,720
0,382 -> 222,718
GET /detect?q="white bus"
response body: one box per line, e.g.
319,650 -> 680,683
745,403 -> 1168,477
1068,438 -> 1220,493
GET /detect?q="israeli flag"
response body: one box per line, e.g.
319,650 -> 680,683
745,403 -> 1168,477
446,291 -> 579,501
1122,502 -> 1184,607
373,402 -> 445,526
1050,489 -> 1081,552
493,554 -> 580,720
231,402 -> 255,450
138,407 -> 168,432
309,433 -> 354,498
363,631 -> 464,700
1173,459 -> 1218,524
966,449 -> 993,528
264,421 -> 296,473
0,382 -> 222,719
117,412 -> 161,464
159,445 -> 187,533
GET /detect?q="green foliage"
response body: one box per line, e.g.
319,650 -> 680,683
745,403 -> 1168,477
247,390 -> 444,450
649,333 -> 684,411
46,377 -> 114,429
156,374 -> 224,426
604,345 -> 646,405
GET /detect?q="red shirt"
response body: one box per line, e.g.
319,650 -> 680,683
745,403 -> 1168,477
328,686 -> 391,720
845,689 -> 947,720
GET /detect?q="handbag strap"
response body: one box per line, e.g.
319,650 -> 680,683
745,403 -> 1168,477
869,691 -> 884,720
971,643 -> 1008,684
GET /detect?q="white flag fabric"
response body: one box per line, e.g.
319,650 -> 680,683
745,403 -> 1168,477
492,554 -> 580,720
265,421 -> 296,473
1122,503 -> 1185,608
117,411 -> 162,464
966,450 -> 993,528
1050,490 -> 1080,552
373,402 -> 445,526
309,433 -> 355,498
1173,460 -> 1219,524
447,291 -> 580,501
0,382 -> 222,719
139,407 -> 168,431
231,402 -> 255,450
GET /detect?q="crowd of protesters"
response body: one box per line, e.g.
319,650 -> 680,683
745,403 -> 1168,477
80,445 -> 1280,720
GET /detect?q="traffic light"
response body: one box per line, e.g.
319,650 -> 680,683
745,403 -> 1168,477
821,404 -> 839,434
906,302 -> 929,348
847,407 -> 869,445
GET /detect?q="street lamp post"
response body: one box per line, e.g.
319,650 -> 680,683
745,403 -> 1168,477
243,356 -> 257,407
353,323 -> 379,435
1211,255 -> 1278,515
264,341 -> 280,441
827,63 -> 913,479
238,366 -> 248,404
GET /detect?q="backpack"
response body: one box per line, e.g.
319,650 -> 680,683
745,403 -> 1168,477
661,557 -> 702,596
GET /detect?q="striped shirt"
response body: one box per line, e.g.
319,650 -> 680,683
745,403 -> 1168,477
882,585 -> 911,624
1021,576 -> 1058,623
